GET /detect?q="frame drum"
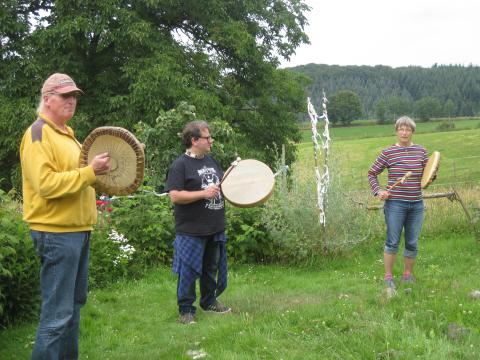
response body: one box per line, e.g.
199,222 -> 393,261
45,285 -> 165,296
421,151 -> 440,189
79,126 -> 145,196
221,159 -> 275,207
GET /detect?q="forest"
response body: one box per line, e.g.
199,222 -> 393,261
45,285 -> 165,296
293,63 -> 480,120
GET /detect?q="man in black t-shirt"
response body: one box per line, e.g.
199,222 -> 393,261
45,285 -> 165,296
166,120 -> 231,325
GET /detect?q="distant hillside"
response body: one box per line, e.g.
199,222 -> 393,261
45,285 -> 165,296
290,64 -> 480,118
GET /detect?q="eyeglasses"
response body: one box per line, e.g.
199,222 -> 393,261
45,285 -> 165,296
197,136 -> 213,141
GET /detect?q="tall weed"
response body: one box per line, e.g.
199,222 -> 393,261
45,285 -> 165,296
261,156 -> 382,264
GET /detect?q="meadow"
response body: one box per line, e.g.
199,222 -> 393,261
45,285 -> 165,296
297,125 -> 480,192
299,117 -> 480,142
1,120 -> 479,359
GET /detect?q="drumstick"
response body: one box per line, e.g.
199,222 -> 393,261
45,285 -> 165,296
219,157 -> 242,186
387,171 -> 412,192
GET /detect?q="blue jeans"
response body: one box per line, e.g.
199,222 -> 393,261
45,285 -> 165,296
30,231 -> 90,360
177,235 -> 221,314
384,200 -> 424,258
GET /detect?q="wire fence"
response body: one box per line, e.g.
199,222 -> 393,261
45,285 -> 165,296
341,155 -> 480,192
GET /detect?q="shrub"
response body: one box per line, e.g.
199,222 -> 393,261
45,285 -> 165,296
0,189 -> 39,327
261,158 -> 383,264
90,221 -> 140,288
134,102 -> 240,191
89,188 -> 175,288
435,120 -> 456,132
108,187 -> 175,268
226,205 -> 274,263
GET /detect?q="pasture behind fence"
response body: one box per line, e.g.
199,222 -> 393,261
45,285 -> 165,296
342,155 -> 480,191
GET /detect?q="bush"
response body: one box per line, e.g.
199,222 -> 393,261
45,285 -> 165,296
0,189 -> 39,327
90,224 -> 140,289
260,158 -> 383,264
134,102 -> 240,191
435,120 -> 456,132
226,205 -> 274,263
89,188 -> 175,288
0,97 -> 36,192
109,188 -> 175,266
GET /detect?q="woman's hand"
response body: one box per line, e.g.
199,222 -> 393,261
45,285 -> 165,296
377,190 -> 390,201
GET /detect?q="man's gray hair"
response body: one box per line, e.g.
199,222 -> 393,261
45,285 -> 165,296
36,96 -> 44,115
395,116 -> 416,132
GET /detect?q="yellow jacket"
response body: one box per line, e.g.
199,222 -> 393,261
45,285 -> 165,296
20,113 -> 97,232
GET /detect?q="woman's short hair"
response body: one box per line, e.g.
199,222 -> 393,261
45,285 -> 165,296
182,120 -> 210,148
395,116 -> 416,132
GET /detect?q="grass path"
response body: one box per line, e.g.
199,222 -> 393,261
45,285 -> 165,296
1,233 -> 479,359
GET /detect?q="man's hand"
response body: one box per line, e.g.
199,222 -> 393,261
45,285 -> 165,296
203,184 -> 220,199
377,190 -> 390,201
91,152 -> 110,175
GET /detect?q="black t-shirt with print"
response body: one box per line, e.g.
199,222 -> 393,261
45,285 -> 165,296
165,154 -> 225,236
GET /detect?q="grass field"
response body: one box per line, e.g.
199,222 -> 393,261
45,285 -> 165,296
1,233 -> 479,359
297,128 -> 480,191
299,117 -> 480,142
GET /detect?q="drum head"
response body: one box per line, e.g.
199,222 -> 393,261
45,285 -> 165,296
79,127 -> 145,196
221,159 -> 275,208
421,151 -> 440,189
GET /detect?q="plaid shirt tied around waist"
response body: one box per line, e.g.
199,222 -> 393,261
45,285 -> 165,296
172,231 -> 228,297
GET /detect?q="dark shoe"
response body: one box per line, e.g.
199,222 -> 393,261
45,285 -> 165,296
204,301 -> 231,314
179,312 -> 197,325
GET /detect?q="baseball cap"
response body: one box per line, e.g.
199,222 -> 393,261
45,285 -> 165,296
41,73 -> 84,96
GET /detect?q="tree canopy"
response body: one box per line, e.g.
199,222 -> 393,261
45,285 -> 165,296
414,96 -> 442,121
0,0 -> 311,191
328,90 -> 362,126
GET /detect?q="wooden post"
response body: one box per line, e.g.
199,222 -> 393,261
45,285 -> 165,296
452,188 -> 472,223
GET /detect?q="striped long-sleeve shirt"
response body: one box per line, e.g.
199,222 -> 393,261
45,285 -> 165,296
368,144 -> 428,201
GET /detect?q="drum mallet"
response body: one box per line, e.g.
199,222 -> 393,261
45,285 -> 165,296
387,171 -> 412,192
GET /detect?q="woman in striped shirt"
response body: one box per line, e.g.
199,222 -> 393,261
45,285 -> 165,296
368,116 -> 428,291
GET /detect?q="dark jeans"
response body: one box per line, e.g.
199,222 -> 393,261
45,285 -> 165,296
177,235 -> 220,314
30,231 -> 90,360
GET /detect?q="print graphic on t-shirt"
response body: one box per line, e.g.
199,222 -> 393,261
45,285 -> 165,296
198,166 -> 224,210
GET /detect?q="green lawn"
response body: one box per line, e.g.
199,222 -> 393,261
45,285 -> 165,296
2,233 -> 479,359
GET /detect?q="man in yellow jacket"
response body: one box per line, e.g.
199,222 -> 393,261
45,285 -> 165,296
20,73 -> 110,360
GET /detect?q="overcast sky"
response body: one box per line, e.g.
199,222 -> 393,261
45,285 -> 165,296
281,0 -> 479,68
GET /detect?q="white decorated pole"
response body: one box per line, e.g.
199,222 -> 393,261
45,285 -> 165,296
307,91 -> 331,229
